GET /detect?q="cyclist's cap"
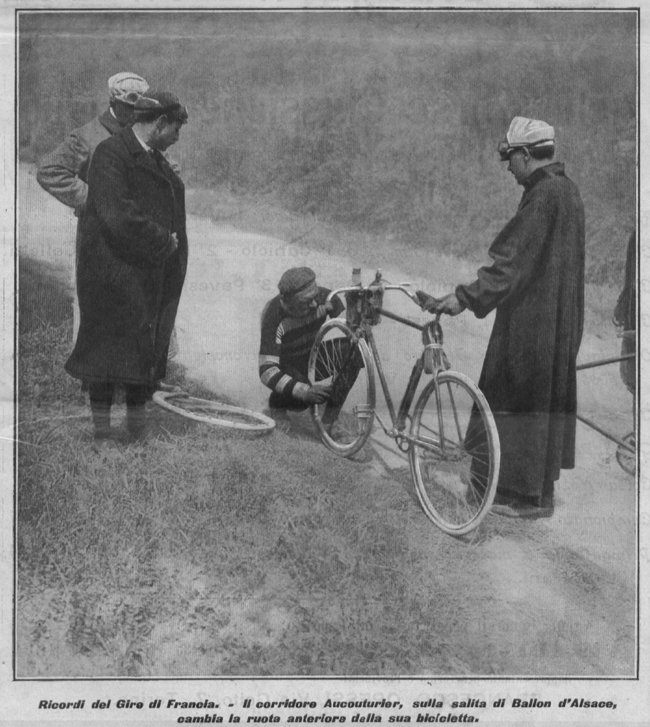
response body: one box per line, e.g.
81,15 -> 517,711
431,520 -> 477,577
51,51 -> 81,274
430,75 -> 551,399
278,267 -> 316,297
498,116 -> 555,160
133,91 -> 189,123
108,72 -> 149,106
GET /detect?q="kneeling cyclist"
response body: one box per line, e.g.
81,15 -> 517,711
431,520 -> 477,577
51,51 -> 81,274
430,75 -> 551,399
259,267 -> 357,434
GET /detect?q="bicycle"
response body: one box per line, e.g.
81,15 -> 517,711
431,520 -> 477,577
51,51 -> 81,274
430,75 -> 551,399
575,329 -> 636,476
307,270 -> 500,535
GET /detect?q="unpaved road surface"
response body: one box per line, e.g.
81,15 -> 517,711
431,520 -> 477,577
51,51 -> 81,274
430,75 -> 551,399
19,163 -> 638,675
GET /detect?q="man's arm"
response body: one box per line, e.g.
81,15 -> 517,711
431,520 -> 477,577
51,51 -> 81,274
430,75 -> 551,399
36,131 -> 90,216
258,305 -> 306,401
456,190 -> 554,319
259,354 -> 329,404
314,288 -> 344,320
327,291 -> 345,319
259,303 -> 330,405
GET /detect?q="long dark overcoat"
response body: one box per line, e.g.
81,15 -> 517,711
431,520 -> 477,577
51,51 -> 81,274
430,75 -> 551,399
65,127 -> 187,386
456,163 -> 585,501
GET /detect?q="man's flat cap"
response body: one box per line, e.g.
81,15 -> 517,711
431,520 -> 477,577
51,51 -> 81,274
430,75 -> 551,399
134,90 -> 189,122
278,267 -> 316,297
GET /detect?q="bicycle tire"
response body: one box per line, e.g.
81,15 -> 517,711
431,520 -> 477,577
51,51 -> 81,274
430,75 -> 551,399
307,319 -> 376,457
616,431 -> 636,476
409,370 -> 500,535
153,391 -> 275,433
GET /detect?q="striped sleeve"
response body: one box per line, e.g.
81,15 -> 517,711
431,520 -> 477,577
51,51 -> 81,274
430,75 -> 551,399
259,299 -> 306,398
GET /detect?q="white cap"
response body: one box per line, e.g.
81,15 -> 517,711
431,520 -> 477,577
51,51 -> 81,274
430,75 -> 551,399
498,116 -> 555,160
108,72 -> 149,105
506,116 -> 554,147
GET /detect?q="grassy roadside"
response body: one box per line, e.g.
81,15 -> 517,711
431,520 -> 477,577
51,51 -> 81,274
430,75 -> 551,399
17,213 -> 634,677
17,255 -> 504,677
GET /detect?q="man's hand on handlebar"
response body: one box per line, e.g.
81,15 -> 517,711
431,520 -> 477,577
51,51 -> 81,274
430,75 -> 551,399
436,293 -> 464,316
415,290 -> 464,316
316,300 -> 334,319
415,290 -> 440,313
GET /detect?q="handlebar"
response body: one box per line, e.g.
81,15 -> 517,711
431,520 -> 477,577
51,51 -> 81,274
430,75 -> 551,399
326,283 -> 420,306
326,277 -> 442,337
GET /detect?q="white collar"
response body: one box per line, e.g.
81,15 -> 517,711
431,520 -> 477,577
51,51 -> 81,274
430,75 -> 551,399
131,126 -> 153,154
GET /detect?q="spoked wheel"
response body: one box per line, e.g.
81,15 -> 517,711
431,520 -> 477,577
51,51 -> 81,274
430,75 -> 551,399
409,371 -> 500,535
308,319 -> 376,457
616,431 -> 636,476
153,391 -> 275,433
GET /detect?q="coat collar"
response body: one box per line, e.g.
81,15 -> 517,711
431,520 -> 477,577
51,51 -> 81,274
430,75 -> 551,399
523,162 -> 565,192
118,126 -> 167,177
98,107 -> 125,136
119,125 -> 150,158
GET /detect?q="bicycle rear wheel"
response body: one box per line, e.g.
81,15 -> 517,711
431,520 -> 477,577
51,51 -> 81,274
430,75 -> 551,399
153,391 -> 275,433
308,319 -> 376,457
616,431 -> 636,476
409,371 -> 500,535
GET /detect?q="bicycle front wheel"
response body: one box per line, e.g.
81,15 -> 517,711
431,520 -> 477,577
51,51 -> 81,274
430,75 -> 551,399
308,319 -> 376,457
409,371 -> 500,535
153,391 -> 275,433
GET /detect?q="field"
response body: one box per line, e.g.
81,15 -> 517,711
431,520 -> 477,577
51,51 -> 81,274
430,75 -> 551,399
19,10 -> 636,283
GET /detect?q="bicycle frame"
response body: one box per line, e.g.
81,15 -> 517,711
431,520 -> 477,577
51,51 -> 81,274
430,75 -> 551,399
575,346 -> 636,454
325,279 -> 445,450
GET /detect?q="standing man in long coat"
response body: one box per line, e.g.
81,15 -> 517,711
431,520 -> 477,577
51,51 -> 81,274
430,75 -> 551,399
418,116 -> 585,518
37,72 -> 150,340
65,90 -> 189,451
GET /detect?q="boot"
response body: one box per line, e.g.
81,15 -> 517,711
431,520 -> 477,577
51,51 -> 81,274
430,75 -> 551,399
126,403 -> 148,441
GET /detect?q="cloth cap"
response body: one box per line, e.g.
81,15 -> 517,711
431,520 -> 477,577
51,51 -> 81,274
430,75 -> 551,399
499,116 -> 555,159
133,90 -> 189,123
108,72 -> 149,105
278,267 -> 316,297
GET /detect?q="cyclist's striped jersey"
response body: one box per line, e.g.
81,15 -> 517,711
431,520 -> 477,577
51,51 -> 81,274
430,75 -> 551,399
259,287 -> 344,399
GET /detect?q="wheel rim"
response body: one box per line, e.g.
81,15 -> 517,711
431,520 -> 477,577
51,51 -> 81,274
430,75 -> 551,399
616,431 -> 636,476
153,392 -> 275,432
410,372 -> 499,534
308,320 -> 375,456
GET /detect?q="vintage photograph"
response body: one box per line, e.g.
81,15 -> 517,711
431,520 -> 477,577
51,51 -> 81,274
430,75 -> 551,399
14,6 -> 638,683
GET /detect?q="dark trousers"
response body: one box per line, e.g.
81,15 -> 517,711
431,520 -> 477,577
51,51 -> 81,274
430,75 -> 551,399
88,381 -> 151,407
89,381 -> 151,438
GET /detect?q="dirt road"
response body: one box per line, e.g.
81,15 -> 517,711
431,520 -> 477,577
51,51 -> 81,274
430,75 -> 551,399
19,163 -> 637,674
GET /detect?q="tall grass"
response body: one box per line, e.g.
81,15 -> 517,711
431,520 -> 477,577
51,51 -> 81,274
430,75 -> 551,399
19,10 -> 636,284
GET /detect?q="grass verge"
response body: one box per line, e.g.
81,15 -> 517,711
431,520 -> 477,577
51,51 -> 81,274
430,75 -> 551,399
17,255 -> 500,677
